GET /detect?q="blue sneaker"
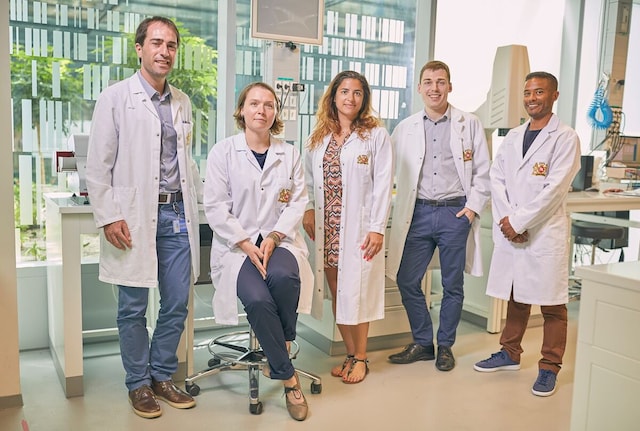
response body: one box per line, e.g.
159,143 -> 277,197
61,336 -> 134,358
532,369 -> 557,397
473,350 -> 521,372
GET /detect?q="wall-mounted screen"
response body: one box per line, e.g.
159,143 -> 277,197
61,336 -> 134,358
251,0 -> 324,45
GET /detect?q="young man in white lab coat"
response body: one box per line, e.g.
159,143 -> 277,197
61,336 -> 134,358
386,61 -> 491,371
474,72 -> 581,397
86,17 -> 203,418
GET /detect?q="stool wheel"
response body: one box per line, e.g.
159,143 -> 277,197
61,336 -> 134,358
310,382 -> 322,394
249,401 -> 263,415
186,383 -> 200,396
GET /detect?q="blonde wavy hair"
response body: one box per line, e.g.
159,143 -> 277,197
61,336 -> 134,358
307,71 -> 381,149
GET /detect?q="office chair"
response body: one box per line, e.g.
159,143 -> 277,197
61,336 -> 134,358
184,326 -> 322,414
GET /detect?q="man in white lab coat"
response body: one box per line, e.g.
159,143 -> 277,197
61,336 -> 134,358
86,17 -> 203,418
386,61 -> 491,371
474,72 -> 581,397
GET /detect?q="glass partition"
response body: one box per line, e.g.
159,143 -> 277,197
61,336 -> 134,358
10,0 -> 417,262
10,0 -> 219,262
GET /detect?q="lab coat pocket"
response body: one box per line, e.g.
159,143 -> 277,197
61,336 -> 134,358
181,121 -> 193,148
113,186 -> 138,230
527,153 -> 552,193
355,151 -> 372,174
275,175 -> 294,215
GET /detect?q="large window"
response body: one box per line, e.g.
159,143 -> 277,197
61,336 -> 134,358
10,0 -> 219,262
10,0 -> 418,263
234,0 -> 417,144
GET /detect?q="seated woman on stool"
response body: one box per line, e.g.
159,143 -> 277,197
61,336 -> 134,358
204,82 -> 316,421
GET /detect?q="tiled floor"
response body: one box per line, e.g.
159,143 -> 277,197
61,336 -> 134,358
1,302 -> 579,431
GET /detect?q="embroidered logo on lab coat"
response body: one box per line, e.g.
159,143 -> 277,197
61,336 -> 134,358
278,188 -> 291,203
357,154 -> 369,165
532,162 -> 549,176
463,149 -> 473,162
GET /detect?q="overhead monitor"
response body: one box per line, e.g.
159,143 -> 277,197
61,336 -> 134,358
251,0 -> 324,45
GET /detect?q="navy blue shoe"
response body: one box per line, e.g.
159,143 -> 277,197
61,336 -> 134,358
474,350 -> 521,372
532,369 -> 557,397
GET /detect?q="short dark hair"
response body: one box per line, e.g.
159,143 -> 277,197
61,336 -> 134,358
233,82 -> 284,135
525,71 -> 558,92
419,60 -> 451,82
135,16 -> 180,46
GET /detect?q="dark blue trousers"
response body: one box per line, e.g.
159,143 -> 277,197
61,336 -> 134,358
396,203 -> 471,347
237,247 -> 300,380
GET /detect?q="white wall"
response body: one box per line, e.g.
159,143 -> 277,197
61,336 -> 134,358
433,0 -> 563,114
432,0 -> 618,156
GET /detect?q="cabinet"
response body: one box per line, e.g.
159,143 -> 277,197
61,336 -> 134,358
570,262 -> 640,431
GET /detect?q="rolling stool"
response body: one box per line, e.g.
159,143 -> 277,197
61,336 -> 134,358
570,220 -> 625,299
184,327 -> 322,414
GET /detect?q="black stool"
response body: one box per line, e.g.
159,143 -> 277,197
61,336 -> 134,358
571,220 -> 625,265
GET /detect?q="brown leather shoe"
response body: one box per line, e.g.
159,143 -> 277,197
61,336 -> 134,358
151,379 -> 196,409
128,385 -> 162,419
284,374 -> 308,421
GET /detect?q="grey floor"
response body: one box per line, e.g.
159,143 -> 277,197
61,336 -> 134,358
1,302 -> 579,431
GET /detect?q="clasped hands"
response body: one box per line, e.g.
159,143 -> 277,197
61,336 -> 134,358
238,232 -> 282,279
499,216 -> 529,244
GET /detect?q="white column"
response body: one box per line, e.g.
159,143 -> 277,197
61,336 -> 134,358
411,0 -> 437,113
557,0 -> 586,127
217,0 -> 237,140
0,0 -> 23,408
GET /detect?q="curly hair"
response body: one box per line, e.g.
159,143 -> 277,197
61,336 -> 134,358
233,82 -> 284,135
307,71 -> 381,149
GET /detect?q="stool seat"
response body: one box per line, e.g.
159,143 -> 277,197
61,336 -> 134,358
571,220 -> 625,241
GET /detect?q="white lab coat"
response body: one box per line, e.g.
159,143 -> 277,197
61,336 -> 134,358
86,74 -> 203,288
486,115 -> 581,304
386,107 -> 491,280
204,134 -> 318,325
304,127 -> 393,325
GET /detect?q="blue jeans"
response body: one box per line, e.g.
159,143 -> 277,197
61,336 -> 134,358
396,203 -> 471,347
237,247 -> 300,381
117,202 -> 191,391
